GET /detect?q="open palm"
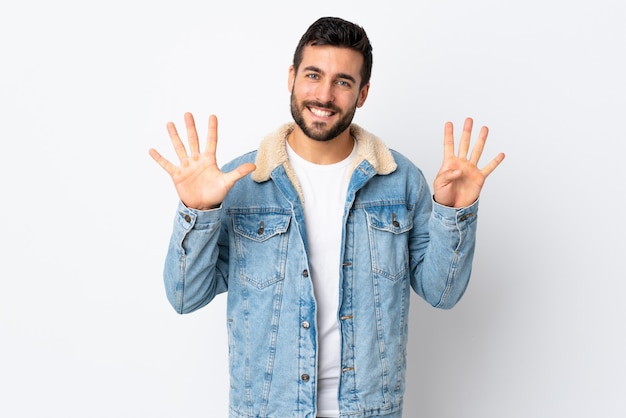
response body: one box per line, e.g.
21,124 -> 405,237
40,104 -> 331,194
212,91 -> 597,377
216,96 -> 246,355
149,113 -> 256,210
433,118 -> 505,208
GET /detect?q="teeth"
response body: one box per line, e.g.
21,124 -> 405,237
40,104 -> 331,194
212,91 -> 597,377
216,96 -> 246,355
310,108 -> 333,117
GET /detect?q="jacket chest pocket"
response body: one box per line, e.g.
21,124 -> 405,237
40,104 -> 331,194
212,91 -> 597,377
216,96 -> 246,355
232,211 -> 291,289
364,205 -> 413,281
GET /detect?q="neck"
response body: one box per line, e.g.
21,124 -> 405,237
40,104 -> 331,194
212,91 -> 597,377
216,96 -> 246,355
288,126 -> 354,165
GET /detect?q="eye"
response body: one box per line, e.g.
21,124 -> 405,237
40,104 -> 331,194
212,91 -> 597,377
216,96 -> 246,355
336,80 -> 350,87
306,73 -> 320,80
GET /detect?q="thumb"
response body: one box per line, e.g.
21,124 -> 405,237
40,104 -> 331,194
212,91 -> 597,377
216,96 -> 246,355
434,168 -> 462,188
223,162 -> 256,186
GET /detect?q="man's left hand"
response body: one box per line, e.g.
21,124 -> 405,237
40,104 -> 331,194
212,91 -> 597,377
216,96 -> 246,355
433,117 -> 505,208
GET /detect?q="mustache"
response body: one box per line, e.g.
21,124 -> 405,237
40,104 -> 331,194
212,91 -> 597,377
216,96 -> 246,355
303,100 -> 341,113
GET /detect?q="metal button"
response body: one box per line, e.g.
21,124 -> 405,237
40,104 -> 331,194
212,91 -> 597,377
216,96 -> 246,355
392,213 -> 400,228
302,269 -> 309,278
301,374 -> 310,382
301,321 -> 310,329
459,213 -> 474,222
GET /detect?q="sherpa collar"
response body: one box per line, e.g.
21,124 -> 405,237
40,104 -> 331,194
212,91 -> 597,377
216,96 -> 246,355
251,123 -> 398,184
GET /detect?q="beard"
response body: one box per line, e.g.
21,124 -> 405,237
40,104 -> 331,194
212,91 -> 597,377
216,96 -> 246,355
290,91 -> 357,142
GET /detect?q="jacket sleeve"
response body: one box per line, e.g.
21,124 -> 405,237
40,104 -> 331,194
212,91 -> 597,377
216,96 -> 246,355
163,201 -> 230,314
409,191 -> 479,309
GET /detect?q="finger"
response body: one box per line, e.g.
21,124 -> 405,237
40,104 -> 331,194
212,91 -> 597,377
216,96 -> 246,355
458,117 -> 473,160
222,162 -> 256,187
148,148 -> 176,176
166,121 -> 189,163
439,167 -> 463,185
433,167 -> 463,195
480,152 -> 506,178
443,121 -> 455,159
204,114 -> 218,165
184,112 -> 200,155
469,125 -> 489,165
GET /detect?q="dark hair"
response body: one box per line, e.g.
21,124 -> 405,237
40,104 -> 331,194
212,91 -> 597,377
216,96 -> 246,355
292,17 -> 373,89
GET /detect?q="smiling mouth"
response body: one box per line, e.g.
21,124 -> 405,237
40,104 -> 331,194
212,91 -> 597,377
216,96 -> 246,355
308,106 -> 336,118
305,100 -> 339,118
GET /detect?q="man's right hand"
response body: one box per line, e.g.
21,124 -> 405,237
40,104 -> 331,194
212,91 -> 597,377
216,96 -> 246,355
149,112 -> 256,210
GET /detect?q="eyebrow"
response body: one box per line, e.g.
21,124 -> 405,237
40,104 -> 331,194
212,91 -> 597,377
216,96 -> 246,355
302,65 -> 357,84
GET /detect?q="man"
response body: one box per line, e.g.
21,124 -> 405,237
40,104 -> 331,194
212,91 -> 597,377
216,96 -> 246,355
149,16 -> 504,418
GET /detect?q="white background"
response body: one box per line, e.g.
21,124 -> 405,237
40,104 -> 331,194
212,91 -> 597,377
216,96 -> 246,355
1,0 -> 625,417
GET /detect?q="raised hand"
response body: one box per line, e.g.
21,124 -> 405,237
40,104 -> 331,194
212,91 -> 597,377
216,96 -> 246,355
433,118 -> 505,208
149,112 -> 256,210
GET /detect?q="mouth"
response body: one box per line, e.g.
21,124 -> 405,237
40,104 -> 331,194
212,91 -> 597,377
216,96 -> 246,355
306,102 -> 338,119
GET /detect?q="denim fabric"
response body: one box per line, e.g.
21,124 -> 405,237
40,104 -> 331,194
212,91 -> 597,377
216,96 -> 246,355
163,126 -> 478,418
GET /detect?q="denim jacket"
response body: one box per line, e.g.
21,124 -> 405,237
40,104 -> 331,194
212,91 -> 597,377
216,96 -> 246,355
163,123 -> 479,418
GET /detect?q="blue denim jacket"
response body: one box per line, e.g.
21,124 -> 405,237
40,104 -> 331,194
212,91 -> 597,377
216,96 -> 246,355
163,123 -> 479,418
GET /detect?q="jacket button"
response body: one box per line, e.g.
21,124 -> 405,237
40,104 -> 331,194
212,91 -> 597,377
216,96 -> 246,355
301,374 -> 310,382
301,321 -> 310,329
302,269 -> 309,278
459,213 -> 474,222
180,212 -> 192,223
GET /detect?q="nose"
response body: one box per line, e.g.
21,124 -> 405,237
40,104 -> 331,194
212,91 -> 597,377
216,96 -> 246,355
314,80 -> 334,104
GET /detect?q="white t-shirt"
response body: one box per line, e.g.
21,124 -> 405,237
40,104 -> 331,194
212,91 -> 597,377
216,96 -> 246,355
287,142 -> 356,417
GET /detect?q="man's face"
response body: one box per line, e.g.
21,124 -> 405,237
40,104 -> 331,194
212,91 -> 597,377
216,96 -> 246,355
289,45 -> 369,142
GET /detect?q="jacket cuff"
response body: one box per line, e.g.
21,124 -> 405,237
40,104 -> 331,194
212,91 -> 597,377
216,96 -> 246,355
431,197 -> 479,227
175,201 -> 222,230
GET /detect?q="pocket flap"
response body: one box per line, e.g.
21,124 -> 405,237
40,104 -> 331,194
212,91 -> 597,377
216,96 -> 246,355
365,205 -> 413,234
233,212 -> 291,242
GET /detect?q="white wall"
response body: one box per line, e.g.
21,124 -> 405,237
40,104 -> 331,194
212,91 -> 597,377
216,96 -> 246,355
1,0 -> 624,416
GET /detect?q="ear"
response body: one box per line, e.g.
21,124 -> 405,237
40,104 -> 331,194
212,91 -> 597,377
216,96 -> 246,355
356,82 -> 370,108
288,65 -> 295,92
